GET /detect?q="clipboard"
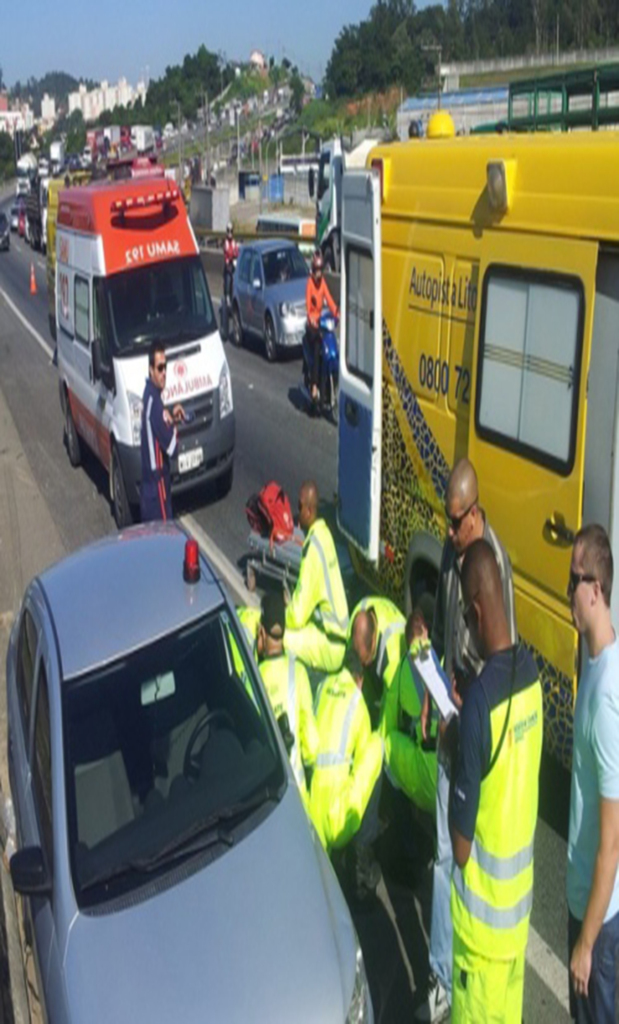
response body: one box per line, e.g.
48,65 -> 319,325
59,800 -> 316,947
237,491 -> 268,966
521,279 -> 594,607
412,646 -> 459,722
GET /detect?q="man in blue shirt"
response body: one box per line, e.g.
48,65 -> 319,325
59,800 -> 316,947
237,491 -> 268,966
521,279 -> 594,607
567,523 -> 619,1024
140,343 -> 185,522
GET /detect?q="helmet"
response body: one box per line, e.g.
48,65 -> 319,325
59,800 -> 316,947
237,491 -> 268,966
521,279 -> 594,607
427,110 -> 456,140
311,251 -> 323,273
226,221 -> 233,235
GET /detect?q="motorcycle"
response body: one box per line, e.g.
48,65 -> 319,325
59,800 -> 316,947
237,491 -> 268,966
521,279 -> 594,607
301,310 -> 340,424
219,256 -> 237,342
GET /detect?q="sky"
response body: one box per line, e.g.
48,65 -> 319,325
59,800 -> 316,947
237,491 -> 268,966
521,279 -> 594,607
1,0 -> 434,90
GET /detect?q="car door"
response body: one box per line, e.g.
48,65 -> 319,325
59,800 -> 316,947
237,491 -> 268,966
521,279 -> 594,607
249,253 -> 265,335
92,278 -> 115,472
236,249 -> 252,329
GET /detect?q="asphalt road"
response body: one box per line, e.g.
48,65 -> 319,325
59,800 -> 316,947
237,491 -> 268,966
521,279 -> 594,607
0,201 -> 573,1022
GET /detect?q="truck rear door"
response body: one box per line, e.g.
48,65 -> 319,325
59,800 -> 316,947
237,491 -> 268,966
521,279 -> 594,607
337,170 -> 382,563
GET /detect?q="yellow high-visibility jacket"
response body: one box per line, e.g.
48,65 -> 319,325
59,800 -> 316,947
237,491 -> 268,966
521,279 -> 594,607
260,652 -> 318,805
286,519 -> 349,641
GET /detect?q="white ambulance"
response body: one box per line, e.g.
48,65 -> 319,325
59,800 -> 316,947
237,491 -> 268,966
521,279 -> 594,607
55,177 -> 235,526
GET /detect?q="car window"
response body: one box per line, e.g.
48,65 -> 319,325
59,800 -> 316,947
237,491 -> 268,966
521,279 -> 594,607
250,254 -> 263,284
262,247 -> 308,287
16,609 -> 38,737
238,250 -> 252,285
33,663 -> 53,864
63,609 -> 284,908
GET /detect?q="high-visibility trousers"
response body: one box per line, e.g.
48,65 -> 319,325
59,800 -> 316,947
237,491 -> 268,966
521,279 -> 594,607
285,623 -> 345,674
451,930 -> 525,1024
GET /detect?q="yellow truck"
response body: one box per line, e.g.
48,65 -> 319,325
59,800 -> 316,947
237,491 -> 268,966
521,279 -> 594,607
337,120 -> 619,768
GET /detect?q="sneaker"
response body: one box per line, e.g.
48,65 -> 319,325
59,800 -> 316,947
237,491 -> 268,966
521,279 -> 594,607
413,973 -> 450,1023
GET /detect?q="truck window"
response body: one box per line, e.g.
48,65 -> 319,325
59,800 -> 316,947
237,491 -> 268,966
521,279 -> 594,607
476,267 -> 583,474
345,248 -> 374,385
75,276 -> 90,345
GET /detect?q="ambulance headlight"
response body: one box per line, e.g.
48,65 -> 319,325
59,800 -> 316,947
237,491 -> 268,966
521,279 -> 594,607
219,361 -> 233,419
127,391 -> 143,447
346,942 -> 372,1023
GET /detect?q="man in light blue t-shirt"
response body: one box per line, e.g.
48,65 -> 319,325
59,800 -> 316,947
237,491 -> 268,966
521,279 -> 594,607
567,523 -> 619,1024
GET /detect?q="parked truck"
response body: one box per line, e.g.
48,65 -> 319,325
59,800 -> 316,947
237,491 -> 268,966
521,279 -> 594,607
309,137 -> 379,272
131,125 -> 155,155
15,153 -> 38,197
50,140 -> 65,174
25,175 -> 50,252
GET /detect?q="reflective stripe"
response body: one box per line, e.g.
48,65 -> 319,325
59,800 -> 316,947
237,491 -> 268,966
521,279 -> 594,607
287,656 -> 297,740
376,621 -> 405,679
453,866 -> 533,929
314,679 -> 326,717
309,533 -> 349,634
146,395 -> 156,471
316,688 -> 361,769
470,838 -> 534,881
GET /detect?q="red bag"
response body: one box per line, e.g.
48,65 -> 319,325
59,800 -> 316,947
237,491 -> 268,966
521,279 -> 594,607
246,481 -> 294,544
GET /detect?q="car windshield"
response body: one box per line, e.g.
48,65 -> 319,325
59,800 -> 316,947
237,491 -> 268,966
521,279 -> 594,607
63,609 -> 284,908
102,255 -> 217,356
262,247 -> 308,287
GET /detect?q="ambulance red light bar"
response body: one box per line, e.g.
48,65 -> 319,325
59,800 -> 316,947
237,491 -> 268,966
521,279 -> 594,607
111,186 -> 180,213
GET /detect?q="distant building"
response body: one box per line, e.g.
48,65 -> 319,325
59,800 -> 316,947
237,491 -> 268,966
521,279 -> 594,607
249,50 -> 267,72
0,103 -> 34,136
68,76 -> 147,122
41,93 -> 56,122
0,92 -> 8,113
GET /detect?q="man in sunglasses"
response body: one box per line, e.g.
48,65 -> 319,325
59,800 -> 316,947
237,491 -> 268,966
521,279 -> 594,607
414,457 -> 516,1023
567,524 -> 619,1024
140,342 -> 185,522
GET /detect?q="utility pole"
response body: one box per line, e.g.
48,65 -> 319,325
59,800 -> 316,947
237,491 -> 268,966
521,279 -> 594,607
237,107 -> 241,176
172,100 -> 182,181
421,44 -> 443,109
259,118 -> 263,213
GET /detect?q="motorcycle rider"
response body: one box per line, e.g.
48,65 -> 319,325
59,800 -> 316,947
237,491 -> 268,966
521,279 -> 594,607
223,221 -> 239,307
305,251 -> 339,404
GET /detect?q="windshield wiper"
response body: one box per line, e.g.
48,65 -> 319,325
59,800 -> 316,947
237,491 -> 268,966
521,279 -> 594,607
79,786 -> 277,892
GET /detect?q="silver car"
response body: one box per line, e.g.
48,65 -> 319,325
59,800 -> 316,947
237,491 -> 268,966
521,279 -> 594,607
7,524 -> 372,1024
231,239 -> 308,361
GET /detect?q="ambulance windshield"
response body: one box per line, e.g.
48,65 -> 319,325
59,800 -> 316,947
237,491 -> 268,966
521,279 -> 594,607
102,255 -> 216,355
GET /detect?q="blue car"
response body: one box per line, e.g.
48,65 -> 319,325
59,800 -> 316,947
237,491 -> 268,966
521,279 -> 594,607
231,239 -> 309,361
7,523 -> 372,1024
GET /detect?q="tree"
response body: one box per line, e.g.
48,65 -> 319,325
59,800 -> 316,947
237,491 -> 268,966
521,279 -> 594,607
290,71 -> 305,115
0,132 -> 15,182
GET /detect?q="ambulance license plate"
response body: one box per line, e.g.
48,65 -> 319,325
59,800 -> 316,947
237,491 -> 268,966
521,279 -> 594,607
178,447 -> 203,474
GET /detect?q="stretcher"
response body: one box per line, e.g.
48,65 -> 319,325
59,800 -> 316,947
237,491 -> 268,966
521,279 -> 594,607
245,527 -> 304,598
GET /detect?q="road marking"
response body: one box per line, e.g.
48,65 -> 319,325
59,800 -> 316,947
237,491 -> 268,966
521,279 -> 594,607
0,286 -> 53,360
181,513 -> 259,609
37,259 -> 45,271
527,923 -> 570,1011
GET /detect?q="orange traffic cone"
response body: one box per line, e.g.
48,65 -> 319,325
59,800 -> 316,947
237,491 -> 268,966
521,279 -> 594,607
30,263 -> 37,296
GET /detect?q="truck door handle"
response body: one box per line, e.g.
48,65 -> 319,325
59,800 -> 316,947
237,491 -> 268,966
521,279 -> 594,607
344,398 -> 359,427
544,516 -> 575,545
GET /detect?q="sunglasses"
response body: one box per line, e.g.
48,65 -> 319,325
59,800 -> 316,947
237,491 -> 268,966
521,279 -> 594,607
447,497 -> 477,532
156,362 -> 167,373
568,571 -> 597,596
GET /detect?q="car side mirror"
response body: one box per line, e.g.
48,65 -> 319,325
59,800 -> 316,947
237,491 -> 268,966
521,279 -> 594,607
11,846 -> 52,898
252,278 -> 262,291
309,167 -> 315,199
277,713 -> 295,756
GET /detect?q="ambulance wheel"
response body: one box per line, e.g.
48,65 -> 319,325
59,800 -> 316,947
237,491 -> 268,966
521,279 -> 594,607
264,314 -> 278,362
64,396 -> 82,468
111,444 -> 135,529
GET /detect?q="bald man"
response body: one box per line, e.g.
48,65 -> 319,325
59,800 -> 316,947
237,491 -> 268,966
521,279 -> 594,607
284,481 -> 349,673
415,457 -> 517,1023
449,539 -> 542,1023
349,596 -> 406,733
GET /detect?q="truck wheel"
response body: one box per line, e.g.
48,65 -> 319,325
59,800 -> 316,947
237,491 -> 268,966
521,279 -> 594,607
264,314 -> 278,362
64,396 -> 82,468
111,444 -> 135,529
232,304 -> 243,348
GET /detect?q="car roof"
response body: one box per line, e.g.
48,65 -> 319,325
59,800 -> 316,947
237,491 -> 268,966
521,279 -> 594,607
37,523 -> 225,681
243,238 -> 299,256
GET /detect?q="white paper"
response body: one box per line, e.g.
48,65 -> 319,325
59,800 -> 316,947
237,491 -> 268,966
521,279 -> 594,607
413,649 -> 459,721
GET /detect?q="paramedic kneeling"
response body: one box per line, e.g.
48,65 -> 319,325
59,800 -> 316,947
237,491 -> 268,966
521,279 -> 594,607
449,539 -> 542,1024
140,343 -> 185,522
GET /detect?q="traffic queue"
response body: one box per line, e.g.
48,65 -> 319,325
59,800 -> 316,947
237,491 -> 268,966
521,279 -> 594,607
235,462 -> 618,1024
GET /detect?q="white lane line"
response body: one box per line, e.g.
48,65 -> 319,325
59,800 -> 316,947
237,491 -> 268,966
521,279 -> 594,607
181,513 -> 259,609
526,923 -> 570,1011
37,259 -> 45,270
0,286 -> 53,360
